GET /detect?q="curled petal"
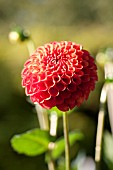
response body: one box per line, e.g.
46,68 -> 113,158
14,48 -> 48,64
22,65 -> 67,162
30,92 -> 42,103
81,75 -> 90,82
45,78 -> 55,88
67,82 -> 77,92
53,75 -> 61,82
72,75 -> 81,85
56,94 -> 64,105
22,74 -> 31,85
41,97 -> 56,109
49,87 -> 59,97
56,80 -> 66,91
21,67 -> 29,77
75,70 -> 84,77
25,84 -> 32,95
60,89 -> 71,99
40,91 -> 51,99
82,60 -> 89,67
61,74 -> 71,84
31,76 -> 39,84
57,103 -> 69,112
37,81 -> 47,91
40,73 -> 46,80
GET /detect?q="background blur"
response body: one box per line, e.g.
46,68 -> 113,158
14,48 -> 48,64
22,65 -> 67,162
0,0 -> 113,169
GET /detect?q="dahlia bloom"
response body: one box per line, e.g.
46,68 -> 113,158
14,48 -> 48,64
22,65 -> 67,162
21,41 -> 98,111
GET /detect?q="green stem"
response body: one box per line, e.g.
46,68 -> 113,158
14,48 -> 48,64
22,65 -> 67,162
95,83 -> 107,170
63,112 -> 70,170
47,143 -> 56,170
48,159 -> 55,170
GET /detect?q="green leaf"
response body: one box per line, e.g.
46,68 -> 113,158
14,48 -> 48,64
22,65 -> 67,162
103,131 -> 113,169
51,131 -> 84,160
48,106 -> 75,117
11,128 -> 52,156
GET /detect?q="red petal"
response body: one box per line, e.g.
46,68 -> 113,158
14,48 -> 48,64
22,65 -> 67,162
67,82 -> 77,92
30,93 -> 41,103
24,60 -> 32,67
69,48 -> 76,53
62,75 -> 71,84
82,60 -> 89,67
81,75 -> 90,82
82,68 -> 90,74
53,75 -> 61,82
32,76 -> 39,84
25,85 -> 30,95
57,103 -> 69,112
40,91 -> 51,99
69,102 -> 76,110
21,68 -> 29,77
65,97 -> 75,105
77,97 -> 84,106
49,87 -> 59,97
45,79 -> 55,88
73,44 -> 81,50
37,81 -> 47,91
75,70 -> 84,77
72,75 -> 81,85
60,89 -> 71,99
71,91 -> 83,100
56,80 -> 66,91
40,73 -> 46,80
41,97 -> 56,109
56,94 -> 64,105
31,91 -> 50,102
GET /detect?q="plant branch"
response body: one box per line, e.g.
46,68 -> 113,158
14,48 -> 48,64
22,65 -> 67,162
95,84 -> 107,170
48,158 -> 55,170
63,112 -> 70,170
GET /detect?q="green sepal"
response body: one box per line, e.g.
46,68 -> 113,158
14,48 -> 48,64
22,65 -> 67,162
48,106 -> 75,117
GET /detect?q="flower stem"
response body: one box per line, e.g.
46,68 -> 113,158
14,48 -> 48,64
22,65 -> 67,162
48,160 -> 55,170
63,112 -> 70,170
35,103 -> 49,130
47,142 -> 56,170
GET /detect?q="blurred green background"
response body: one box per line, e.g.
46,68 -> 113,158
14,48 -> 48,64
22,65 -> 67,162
0,0 -> 113,169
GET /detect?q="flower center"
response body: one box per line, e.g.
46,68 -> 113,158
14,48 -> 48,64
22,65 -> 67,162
56,54 -> 62,63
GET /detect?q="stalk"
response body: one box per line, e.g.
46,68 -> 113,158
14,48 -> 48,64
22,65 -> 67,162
63,112 -> 70,170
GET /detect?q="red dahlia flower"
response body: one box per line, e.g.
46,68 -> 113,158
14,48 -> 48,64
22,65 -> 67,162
21,41 -> 98,111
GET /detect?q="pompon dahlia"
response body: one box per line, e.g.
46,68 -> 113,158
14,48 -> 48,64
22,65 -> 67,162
21,41 -> 98,111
